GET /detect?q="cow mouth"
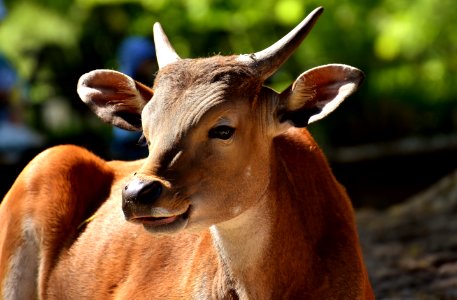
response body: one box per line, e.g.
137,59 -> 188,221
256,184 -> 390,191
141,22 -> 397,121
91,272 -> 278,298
132,206 -> 191,233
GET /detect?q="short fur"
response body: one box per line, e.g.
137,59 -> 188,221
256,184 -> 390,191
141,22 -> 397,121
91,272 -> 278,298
0,8 -> 374,299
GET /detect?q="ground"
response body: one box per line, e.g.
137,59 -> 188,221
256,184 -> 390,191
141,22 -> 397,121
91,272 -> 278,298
358,168 -> 457,299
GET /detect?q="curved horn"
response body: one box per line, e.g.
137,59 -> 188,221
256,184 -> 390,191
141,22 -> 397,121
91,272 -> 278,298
153,22 -> 181,69
238,7 -> 324,80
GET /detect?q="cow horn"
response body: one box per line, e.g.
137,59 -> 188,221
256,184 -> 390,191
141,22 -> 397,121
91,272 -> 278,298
153,22 -> 181,69
238,7 -> 324,80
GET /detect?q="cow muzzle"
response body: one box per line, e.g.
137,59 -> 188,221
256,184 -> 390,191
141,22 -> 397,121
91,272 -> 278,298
123,179 -> 163,208
122,177 -> 190,233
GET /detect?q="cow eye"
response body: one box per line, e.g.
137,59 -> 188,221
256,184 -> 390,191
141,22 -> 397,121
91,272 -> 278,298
208,125 -> 235,140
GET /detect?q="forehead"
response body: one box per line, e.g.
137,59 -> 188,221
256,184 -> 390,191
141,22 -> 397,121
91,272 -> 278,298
153,55 -> 258,98
143,56 -> 261,129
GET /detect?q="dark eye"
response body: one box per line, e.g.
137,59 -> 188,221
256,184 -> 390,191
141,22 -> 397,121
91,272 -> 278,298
137,133 -> 148,147
208,125 -> 235,140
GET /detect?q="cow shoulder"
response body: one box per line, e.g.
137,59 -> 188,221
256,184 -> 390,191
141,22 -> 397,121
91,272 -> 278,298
5,145 -> 114,250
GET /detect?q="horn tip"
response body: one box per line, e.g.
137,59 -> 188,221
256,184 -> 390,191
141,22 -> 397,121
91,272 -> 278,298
153,22 -> 163,32
311,6 -> 324,17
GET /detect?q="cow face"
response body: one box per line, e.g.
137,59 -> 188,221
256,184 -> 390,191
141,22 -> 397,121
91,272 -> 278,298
77,7 -> 364,233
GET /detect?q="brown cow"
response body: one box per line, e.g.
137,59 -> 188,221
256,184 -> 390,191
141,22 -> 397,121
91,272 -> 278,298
0,7 -> 374,299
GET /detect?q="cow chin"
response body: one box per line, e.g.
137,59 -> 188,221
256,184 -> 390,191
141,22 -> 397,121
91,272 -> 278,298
140,209 -> 190,234
127,205 -> 191,234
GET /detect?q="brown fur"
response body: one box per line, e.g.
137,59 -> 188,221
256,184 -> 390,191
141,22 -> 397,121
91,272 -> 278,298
0,129 -> 373,299
1,13 -> 373,298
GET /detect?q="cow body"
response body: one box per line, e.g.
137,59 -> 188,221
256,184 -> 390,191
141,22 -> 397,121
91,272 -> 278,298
1,131 -> 372,299
0,7 -> 374,299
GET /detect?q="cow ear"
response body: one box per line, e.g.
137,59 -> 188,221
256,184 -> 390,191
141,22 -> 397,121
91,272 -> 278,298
277,64 -> 364,128
77,69 -> 153,131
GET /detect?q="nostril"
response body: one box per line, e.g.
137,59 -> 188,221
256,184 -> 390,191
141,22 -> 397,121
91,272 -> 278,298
138,181 -> 163,204
122,180 -> 163,206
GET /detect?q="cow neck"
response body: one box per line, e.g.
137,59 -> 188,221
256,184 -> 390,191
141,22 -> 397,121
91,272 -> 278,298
209,188 -> 273,299
208,131 -> 321,299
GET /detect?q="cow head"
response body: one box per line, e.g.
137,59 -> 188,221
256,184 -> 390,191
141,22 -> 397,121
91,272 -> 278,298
77,7 -> 364,233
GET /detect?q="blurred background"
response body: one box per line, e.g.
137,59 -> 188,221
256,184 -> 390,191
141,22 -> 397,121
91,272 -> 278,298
0,0 -> 456,209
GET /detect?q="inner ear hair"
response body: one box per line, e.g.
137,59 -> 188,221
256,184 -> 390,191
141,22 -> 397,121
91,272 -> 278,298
276,84 -> 317,128
287,83 -> 317,111
113,111 -> 143,131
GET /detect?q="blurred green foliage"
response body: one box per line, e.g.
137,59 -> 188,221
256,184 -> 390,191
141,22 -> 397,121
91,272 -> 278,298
0,0 -> 456,148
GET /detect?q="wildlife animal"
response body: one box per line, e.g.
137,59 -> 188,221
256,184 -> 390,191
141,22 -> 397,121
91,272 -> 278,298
0,7 -> 374,299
